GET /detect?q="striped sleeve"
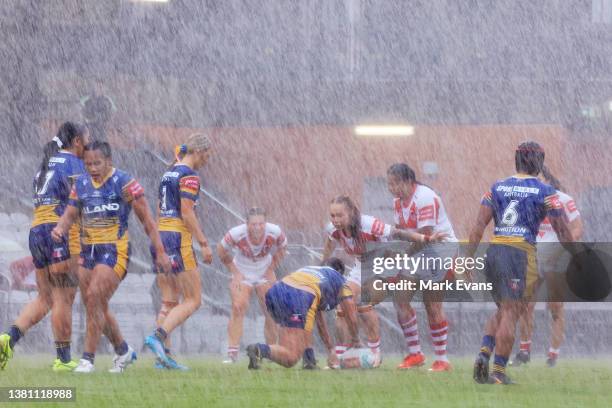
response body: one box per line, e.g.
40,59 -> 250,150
179,175 -> 200,201
122,178 -> 145,203
544,192 -> 563,217
67,184 -> 80,208
481,190 -> 494,207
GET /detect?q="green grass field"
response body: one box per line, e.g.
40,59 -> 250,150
0,355 -> 611,407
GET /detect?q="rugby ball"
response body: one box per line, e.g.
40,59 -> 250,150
339,348 -> 381,369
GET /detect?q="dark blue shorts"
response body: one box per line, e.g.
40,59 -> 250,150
265,282 -> 317,331
150,231 -> 197,274
29,224 -> 71,269
485,244 -> 537,301
80,240 -> 130,279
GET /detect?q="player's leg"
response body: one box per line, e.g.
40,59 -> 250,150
48,256 -> 78,371
78,261 -> 131,370
149,266 -> 201,370
255,279 -> 278,345
393,281 -> 424,368
513,300 -> 535,366
224,275 -> 254,363
545,271 -> 565,367
423,289 -> 451,371
247,282 -> 314,369
155,273 -> 179,358
0,267 -> 54,370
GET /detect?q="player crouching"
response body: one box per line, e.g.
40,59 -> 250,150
246,258 -> 362,369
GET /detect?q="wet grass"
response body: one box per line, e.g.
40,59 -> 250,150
0,355 -> 611,407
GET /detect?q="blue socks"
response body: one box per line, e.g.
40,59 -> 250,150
479,335 -> 495,359
114,341 -> 128,356
82,352 -> 95,364
8,325 -> 23,349
55,341 -> 71,363
257,343 -> 271,359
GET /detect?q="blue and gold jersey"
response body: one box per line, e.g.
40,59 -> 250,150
481,175 -> 563,246
157,164 -> 200,234
68,168 -> 144,244
32,151 -> 85,227
283,266 -> 353,311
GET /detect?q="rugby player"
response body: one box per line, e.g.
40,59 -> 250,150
322,195 -> 447,368
145,133 -> 213,370
246,258 -> 359,369
52,141 -> 171,373
513,166 -> 583,367
0,122 -> 87,372
217,207 -> 286,364
468,142 -> 573,384
386,163 -> 458,372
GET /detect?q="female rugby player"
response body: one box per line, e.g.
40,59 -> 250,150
52,141 -> 171,373
145,133 -> 213,370
0,122 -> 87,371
387,163 -> 458,372
217,207 -> 286,363
322,195 -> 446,367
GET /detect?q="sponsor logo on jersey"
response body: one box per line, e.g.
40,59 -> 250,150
83,203 -> 120,214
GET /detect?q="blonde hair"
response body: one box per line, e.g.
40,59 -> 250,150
175,133 -> 212,160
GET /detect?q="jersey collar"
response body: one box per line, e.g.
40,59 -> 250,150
91,168 -> 116,189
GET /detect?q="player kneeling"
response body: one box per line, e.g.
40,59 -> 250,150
246,258 -> 360,369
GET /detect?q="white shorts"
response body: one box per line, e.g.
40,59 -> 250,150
537,243 -> 571,277
235,255 -> 272,287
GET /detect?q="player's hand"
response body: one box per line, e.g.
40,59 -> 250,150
51,226 -> 65,242
156,251 -> 172,274
327,349 -> 340,369
200,245 -> 213,264
428,232 -> 449,243
231,272 -> 246,290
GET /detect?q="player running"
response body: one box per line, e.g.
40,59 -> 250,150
52,141 -> 171,373
246,258 -> 359,369
513,166 -> 583,367
468,141 -> 573,385
145,133 -> 213,370
386,163 -> 458,372
217,207 -> 287,363
322,195 -> 447,367
0,122 -> 87,372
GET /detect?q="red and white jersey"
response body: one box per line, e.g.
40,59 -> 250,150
393,184 -> 457,242
537,190 -> 580,243
326,215 -> 392,257
221,222 -> 287,262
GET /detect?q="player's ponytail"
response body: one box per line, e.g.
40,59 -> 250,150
541,165 -> 562,191
36,121 -> 86,192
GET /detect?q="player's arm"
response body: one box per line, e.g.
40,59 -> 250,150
339,296 -> 361,347
569,216 -> 583,241
181,198 -> 212,264
315,310 -> 340,368
216,242 -> 243,278
265,246 -> 286,279
467,204 -> 493,257
322,236 -> 336,261
133,196 -> 171,273
51,204 -> 79,242
390,227 -> 447,243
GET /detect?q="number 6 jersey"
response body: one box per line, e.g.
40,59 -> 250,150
481,174 -> 563,245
